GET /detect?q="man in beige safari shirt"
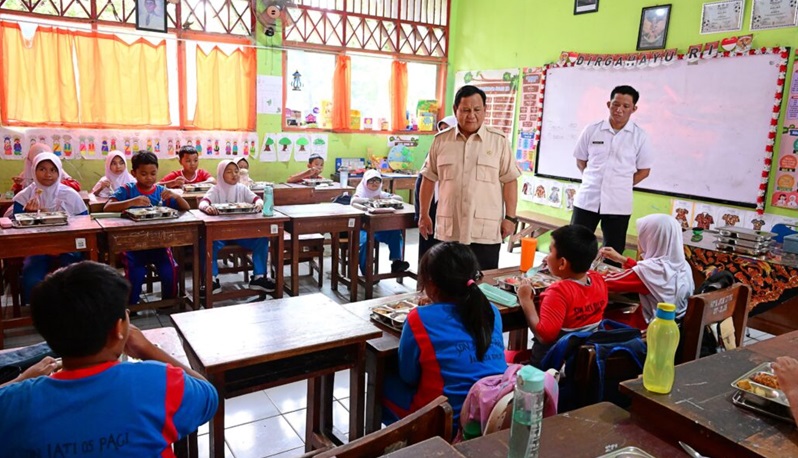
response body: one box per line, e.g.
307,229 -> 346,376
418,85 -> 521,270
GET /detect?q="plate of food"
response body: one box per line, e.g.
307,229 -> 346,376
182,183 -> 213,193
123,206 -> 179,221
731,362 -> 790,407
213,203 -> 258,214
495,273 -> 556,293
370,299 -> 419,330
11,211 -> 69,228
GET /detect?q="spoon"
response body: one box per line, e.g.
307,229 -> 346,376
679,441 -> 707,458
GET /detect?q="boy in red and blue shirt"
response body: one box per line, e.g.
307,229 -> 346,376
104,151 -> 191,305
0,261 -> 218,457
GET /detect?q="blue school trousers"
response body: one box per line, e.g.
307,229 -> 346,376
22,253 -> 84,303
358,229 -> 403,275
123,248 -> 177,305
209,238 -> 269,277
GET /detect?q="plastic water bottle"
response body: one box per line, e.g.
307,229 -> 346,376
339,168 -> 349,187
507,365 -> 545,458
262,185 -> 274,217
643,302 -> 680,394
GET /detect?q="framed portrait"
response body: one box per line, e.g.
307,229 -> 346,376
637,4 -> 672,51
136,0 -> 167,33
574,0 -> 599,15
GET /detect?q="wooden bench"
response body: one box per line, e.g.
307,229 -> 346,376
507,210 -> 638,253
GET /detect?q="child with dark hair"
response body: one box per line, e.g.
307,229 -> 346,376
104,152 -> 191,305
517,224 -> 608,367
0,261 -> 218,456
287,153 -> 324,183
161,145 -> 215,188
13,152 -> 89,302
382,242 -> 507,430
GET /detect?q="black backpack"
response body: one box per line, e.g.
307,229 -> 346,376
695,269 -> 736,357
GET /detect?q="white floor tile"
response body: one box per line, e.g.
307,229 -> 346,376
224,390 -> 280,428
225,416 -> 303,458
282,409 -> 307,440
195,433 -> 235,458
266,380 -> 308,413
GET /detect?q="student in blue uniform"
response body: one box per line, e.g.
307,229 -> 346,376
103,151 -> 190,305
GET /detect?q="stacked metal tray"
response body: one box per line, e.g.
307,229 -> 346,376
123,206 -> 179,221
714,226 -> 774,256
11,211 -> 69,228
182,183 -> 213,193
213,203 -> 258,214
730,362 -> 794,423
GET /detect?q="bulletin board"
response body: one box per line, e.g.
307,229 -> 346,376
535,50 -> 787,208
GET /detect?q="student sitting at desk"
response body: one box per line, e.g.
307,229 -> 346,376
382,242 -> 506,431
516,225 -> 608,367
287,153 -> 324,183
12,153 -> 89,303
198,160 -> 275,295
601,213 -> 694,326
0,261 -> 218,456
160,145 -> 215,189
10,143 -> 81,195
351,169 -> 410,274
90,150 -> 135,198
103,152 -> 191,306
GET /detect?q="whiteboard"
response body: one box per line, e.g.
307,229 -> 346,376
535,53 -> 783,207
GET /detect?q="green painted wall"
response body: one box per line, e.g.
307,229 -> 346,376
447,0 -> 798,231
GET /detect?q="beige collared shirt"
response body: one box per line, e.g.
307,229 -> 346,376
420,123 -> 521,244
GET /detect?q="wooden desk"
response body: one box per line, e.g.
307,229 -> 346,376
189,210 -> 289,309
382,173 -> 418,204
275,203 -> 363,301
360,206 -> 418,299
96,212 -> 201,311
0,190 -> 90,216
170,294 -> 382,458
620,331 -> 798,458
0,215 -> 102,348
88,194 -> 108,213
385,436 -> 465,457
342,291 -> 528,434
454,402 -> 681,457
282,183 -> 354,203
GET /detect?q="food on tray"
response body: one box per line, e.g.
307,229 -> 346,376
301,178 -> 334,186
737,380 -> 752,391
12,211 -> 69,227
213,203 -> 257,214
594,263 -> 622,275
182,183 -> 212,193
370,199 -> 404,210
752,372 -> 780,390
496,274 -> 555,292
123,206 -> 178,220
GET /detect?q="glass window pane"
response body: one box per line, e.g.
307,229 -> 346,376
350,54 -> 391,130
406,61 -> 439,128
285,49 -> 335,128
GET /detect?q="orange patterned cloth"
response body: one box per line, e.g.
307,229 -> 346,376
685,245 -> 798,310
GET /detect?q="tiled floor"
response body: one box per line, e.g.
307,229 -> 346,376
1,229 -> 776,458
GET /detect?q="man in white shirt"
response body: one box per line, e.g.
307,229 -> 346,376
572,85 -> 654,256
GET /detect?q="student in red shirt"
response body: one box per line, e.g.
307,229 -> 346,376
517,225 -> 608,367
601,213 -> 694,326
160,145 -> 215,188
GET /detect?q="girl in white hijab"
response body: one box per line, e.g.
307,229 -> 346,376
351,169 -> 409,274
12,152 -> 88,303
11,143 -> 77,193
198,160 -> 273,294
602,213 -> 695,323
90,150 -> 136,198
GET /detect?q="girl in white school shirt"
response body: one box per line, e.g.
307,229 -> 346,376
90,150 -> 136,198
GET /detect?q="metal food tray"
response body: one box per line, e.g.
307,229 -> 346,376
11,212 -> 69,228
249,182 -> 273,190
596,446 -> 656,458
730,362 -> 790,407
213,203 -> 258,214
182,183 -> 213,193
716,226 -> 775,242
495,273 -> 556,293
714,235 -> 772,250
370,299 -> 419,330
731,390 -> 794,424
123,206 -> 180,221
301,178 -> 334,186
594,262 -> 622,275
370,199 -> 404,210
714,241 -> 770,257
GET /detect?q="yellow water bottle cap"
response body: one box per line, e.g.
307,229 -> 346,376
657,303 -> 676,312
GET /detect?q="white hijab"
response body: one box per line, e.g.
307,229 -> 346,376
438,115 -> 457,131
104,150 -> 136,192
632,214 -> 695,322
13,153 -> 87,215
21,143 -> 77,186
354,169 -> 386,200
202,160 -> 257,204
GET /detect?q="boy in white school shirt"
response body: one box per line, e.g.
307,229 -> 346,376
571,85 -> 654,258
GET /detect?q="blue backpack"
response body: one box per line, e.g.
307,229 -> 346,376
539,320 -> 646,412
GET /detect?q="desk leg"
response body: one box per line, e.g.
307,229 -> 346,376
349,229 -> 359,302
209,373 -> 226,458
365,226 -> 375,300
349,342 -> 367,440
204,231 -> 213,310
306,375 -> 336,451
331,235 -> 340,292
274,228 -> 284,299
291,230 -> 300,297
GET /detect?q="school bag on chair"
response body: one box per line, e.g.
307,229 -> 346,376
695,268 -> 736,356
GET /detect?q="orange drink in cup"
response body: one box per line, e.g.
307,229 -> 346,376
520,237 -> 537,272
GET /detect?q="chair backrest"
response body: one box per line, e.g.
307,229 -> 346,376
315,396 -> 453,458
680,283 -> 751,363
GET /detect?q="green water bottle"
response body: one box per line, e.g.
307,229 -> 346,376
261,185 -> 274,217
643,302 -> 680,394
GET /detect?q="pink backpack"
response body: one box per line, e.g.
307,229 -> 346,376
455,364 -> 559,443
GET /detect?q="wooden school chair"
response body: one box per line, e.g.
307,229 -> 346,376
272,232 -> 325,287
315,396 -> 453,458
679,283 -> 751,364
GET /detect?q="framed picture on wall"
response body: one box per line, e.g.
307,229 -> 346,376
750,0 -> 798,30
574,0 -> 599,15
637,4 -> 672,51
136,0 -> 167,33
700,1 -> 744,34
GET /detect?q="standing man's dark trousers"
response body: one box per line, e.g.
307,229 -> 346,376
571,206 -> 631,256
468,243 -> 501,271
